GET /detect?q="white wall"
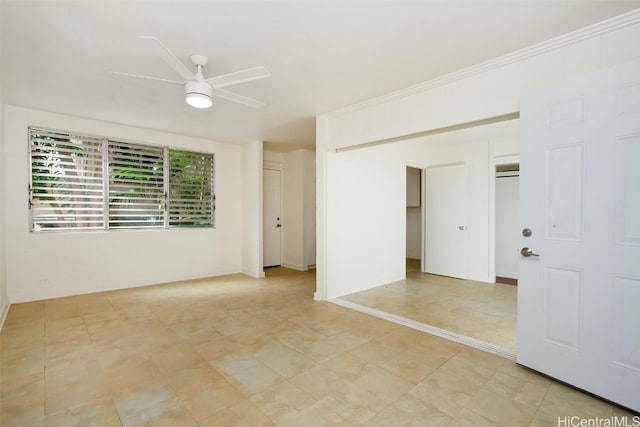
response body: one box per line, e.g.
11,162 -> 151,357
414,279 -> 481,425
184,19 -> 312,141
316,12 -> 640,300
4,105 -> 247,303
303,150 -> 316,268
324,142 -> 408,298
0,3 -> 9,327
242,140 -> 265,278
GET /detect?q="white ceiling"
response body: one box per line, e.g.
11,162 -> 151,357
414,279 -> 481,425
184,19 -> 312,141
2,1 -> 639,150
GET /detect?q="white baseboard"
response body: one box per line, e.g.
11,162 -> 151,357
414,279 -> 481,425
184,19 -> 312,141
242,268 -> 265,279
281,263 -> 308,272
330,298 -> 516,361
0,302 -> 10,332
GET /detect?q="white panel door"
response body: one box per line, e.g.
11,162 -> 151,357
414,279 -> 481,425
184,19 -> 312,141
424,164 -> 467,279
263,168 -> 282,267
518,59 -> 640,411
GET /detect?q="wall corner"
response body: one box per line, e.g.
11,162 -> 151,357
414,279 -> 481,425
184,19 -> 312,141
314,115 -> 329,301
241,140 -> 264,279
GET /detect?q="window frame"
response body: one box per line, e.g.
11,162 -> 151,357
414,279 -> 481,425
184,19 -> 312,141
167,149 -> 216,228
28,126 -> 216,233
108,140 -> 166,230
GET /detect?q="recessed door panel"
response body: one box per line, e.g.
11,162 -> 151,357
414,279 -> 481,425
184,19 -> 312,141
616,135 -> 640,246
613,275 -> 640,371
545,144 -> 584,241
543,266 -> 582,350
547,98 -> 584,128
617,82 -> 640,115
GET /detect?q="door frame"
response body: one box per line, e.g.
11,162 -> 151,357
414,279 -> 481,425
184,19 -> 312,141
263,161 -> 283,268
404,166 -> 425,277
405,161 -> 427,273
488,154 -> 520,283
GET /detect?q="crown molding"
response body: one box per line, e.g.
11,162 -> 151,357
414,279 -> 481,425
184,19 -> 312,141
326,8 -> 640,119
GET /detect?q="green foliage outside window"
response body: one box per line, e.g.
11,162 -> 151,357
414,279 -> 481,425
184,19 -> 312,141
29,128 -> 215,231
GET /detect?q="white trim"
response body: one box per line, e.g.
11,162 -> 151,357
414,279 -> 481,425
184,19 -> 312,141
314,117 -> 330,301
331,298 -> 515,360
263,160 -> 283,171
405,163 -> 426,273
334,112 -> 520,153
496,171 -> 520,178
242,268 -> 266,279
405,161 -> 427,170
326,9 -> 640,119
421,167 -> 426,273
282,262 -> 308,272
0,303 -> 10,332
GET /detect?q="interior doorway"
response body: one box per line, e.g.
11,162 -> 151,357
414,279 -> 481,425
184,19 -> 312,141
495,163 -> 520,285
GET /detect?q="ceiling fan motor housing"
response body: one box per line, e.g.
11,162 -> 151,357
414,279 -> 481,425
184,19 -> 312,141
185,80 -> 213,99
185,80 -> 213,108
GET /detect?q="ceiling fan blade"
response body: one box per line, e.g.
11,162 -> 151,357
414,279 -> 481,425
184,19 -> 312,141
212,88 -> 265,108
206,66 -> 271,89
110,71 -> 184,85
140,36 -> 195,82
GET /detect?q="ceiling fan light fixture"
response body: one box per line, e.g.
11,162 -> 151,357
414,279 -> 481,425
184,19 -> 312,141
185,80 -> 213,109
185,93 -> 213,109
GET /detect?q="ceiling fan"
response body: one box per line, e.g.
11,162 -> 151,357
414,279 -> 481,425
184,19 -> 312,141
113,36 -> 270,109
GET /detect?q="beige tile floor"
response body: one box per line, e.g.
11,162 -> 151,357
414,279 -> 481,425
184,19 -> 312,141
0,267 -> 634,426
341,259 -> 517,352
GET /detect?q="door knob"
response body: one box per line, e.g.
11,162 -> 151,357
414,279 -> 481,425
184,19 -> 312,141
276,224 -> 281,228
457,225 -> 466,230
521,247 -> 539,257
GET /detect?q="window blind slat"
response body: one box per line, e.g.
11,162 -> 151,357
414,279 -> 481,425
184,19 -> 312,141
108,141 -> 164,229
30,128 -> 105,231
30,127 -> 215,232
